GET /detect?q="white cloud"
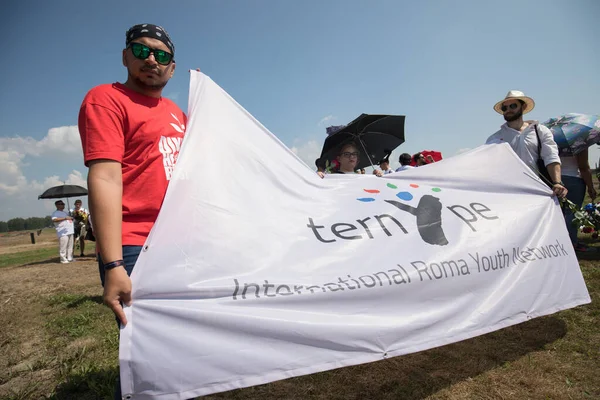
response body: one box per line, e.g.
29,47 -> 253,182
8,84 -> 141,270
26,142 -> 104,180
0,169 -> 87,221
38,126 -> 82,155
0,126 -> 86,221
318,114 -> 335,127
290,139 -> 321,169
0,125 -> 81,157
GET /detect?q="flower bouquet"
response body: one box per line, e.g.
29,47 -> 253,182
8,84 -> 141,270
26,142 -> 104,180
324,159 -> 340,174
564,199 -> 600,240
582,202 -> 600,239
72,209 -> 89,224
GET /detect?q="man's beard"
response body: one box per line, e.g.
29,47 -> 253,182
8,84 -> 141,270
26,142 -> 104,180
129,69 -> 168,91
504,109 -> 523,122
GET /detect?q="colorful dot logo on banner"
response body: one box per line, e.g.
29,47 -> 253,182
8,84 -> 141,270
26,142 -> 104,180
356,183 -> 442,202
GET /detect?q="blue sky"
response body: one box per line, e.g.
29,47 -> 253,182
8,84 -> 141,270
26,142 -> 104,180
1,0 -> 599,220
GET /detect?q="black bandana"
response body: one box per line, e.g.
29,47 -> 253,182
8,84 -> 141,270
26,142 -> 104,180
126,23 -> 175,56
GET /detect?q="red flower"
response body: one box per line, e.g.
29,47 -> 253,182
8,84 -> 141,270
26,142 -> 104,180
582,227 -> 594,233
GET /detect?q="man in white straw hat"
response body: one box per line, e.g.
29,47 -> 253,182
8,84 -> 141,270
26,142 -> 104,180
486,90 -> 567,198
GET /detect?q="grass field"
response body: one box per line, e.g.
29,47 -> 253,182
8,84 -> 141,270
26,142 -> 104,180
0,225 -> 598,400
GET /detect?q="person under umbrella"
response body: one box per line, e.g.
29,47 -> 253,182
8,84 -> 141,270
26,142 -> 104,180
335,142 -> 363,174
320,114 -> 405,171
560,148 -> 597,251
317,142 -> 364,178
541,113 -> 599,250
70,199 -> 89,257
51,200 -> 74,264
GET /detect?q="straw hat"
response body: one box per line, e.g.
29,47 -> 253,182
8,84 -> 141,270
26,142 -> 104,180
493,90 -> 535,115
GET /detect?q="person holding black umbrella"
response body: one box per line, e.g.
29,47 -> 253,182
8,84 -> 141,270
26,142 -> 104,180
51,200 -> 74,264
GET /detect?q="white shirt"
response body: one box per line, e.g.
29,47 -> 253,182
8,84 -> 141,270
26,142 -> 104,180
486,121 -> 560,173
51,210 -> 74,237
395,165 -> 414,172
381,168 -> 395,174
560,155 -> 580,177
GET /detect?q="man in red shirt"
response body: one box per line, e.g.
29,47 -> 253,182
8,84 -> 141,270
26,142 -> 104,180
78,23 -> 186,328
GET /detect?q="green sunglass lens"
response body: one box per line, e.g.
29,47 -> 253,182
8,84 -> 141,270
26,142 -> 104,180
131,43 -> 149,59
130,43 -> 172,65
154,51 -> 172,64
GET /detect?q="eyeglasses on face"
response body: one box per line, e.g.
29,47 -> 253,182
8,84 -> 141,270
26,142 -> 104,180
501,103 -> 519,113
341,151 -> 359,158
128,42 -> 173,65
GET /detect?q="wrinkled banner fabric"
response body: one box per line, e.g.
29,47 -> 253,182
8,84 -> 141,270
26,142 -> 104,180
119,72 -> 591,399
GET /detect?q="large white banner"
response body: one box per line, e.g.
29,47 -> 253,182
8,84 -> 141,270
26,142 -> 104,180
119,72 -> 591,399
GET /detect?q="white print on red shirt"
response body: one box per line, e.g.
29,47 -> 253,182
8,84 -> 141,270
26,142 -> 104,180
170,113 -> 185,133
159,136 -> 183,180
159,114 -> 186,180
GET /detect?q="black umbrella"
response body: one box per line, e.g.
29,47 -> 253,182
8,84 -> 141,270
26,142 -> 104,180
38,184 -> 88,210
319,114 -> 405,170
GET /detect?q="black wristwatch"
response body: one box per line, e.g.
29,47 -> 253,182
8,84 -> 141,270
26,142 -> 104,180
552,181 -> 564,186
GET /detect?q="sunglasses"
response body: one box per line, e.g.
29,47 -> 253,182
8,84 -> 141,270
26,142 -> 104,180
128,42 -> 173,65
341,151 -> 359,158
500,103 -> 519,113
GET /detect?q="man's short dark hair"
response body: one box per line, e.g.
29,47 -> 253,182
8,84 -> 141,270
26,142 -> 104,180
75,199 -> 82,204
399,153 -> 412,165
55,200 -> 64,206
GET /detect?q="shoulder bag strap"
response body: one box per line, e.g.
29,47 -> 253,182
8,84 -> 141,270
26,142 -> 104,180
533,124 -> 543,162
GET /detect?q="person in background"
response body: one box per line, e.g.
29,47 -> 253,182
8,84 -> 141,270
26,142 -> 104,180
375,158 -> 394,175
51,200 -> 74,264
396,153 -> 414,172
561,149 -> 597,251
335,142 -> 361,174
486,90 -> 567,198
413,153 -> 435,167
70,199 -> 89,257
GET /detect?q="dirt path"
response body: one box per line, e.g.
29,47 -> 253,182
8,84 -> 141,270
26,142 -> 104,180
0,257 -> 100,298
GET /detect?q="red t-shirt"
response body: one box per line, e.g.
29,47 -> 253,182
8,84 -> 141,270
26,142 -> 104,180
78,83 -> 186,246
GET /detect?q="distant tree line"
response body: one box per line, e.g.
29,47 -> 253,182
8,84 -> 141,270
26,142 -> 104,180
0,216 -> 53,233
